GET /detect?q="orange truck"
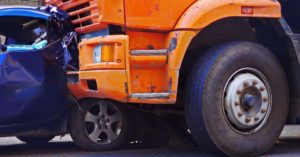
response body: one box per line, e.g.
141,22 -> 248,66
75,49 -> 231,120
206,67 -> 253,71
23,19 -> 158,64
45,0 -> 300,156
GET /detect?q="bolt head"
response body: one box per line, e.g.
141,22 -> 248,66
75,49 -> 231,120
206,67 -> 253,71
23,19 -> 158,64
252,80 -> 258,85
260,86 -> 265,92
234,101 -> 240,106
261,108 -> 267,113
245,117 -> 251,123
238,112 -> 243,117
263,97 -> 268,102
254,117 -> 259,121
116,59 -> 122,63
244,82 -> 249,87
237,90 -> 242,94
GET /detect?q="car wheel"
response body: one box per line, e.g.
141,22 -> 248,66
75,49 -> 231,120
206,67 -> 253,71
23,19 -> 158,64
185,42 -> 289,156
69,100 -> 132,151
17,136 -> 54,144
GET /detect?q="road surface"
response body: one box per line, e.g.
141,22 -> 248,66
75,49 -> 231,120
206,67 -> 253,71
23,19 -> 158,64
1,125 -> 300,157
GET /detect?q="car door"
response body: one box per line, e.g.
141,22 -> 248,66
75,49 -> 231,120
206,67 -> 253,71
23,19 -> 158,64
0,40 -> 68,125
0,8 -> 70,126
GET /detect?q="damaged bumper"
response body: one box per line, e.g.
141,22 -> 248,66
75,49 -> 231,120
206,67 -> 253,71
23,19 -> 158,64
68,35 -> 129,102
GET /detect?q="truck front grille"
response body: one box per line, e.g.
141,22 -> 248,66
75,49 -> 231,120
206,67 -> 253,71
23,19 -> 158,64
45,0 -> 106,34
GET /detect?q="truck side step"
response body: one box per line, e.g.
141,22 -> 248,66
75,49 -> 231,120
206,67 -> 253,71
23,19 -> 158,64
130,93 -> 170,99
131,49 -> 167,56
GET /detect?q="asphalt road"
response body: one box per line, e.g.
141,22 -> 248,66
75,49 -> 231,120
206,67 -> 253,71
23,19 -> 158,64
1,126 -> 300,157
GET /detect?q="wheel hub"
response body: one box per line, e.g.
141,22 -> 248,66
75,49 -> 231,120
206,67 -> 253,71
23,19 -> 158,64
225,73 -> 270,130
242,93 -> 255,109
84,102 -> 123,144
97,116 -> 108,128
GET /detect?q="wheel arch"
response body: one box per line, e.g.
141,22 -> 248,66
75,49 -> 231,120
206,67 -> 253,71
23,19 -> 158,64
174,17 -> 292,113
174,0 -> 281,30
166,0 -> 282,103
167,0 -> 282,70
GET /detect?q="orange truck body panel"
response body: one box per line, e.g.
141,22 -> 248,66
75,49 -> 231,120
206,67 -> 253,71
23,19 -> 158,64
48,0 -> 281,104
124,0 -> 196,30
78,35 -> 128,70
175,0 -> 281,30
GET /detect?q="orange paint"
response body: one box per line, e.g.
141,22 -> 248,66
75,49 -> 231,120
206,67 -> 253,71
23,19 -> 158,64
48,0 -> 281,104
127,31 -> 168,50
45,0 -> 125,34
68,70 -> 128,102
98,0 -> 125,25
124,0 -> 196,30
175,0 -> 281,30
78,35 -> 128,70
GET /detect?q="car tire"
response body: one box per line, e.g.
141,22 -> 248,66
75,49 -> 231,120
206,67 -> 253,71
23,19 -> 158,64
69,100 -> 132,151
185,42 -> 289,156
17,136 -> 54,144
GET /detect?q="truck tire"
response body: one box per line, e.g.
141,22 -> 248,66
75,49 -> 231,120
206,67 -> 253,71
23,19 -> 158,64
185,42 -> 289,156
69,100 -> 132,151
17,136 -> 54,144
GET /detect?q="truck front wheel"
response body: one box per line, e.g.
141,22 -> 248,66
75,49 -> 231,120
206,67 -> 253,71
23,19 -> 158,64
185,42 -> 289,156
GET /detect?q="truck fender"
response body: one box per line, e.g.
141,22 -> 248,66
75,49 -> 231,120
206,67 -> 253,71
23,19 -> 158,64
165,0 -> 281,100
175,0 -> 281,30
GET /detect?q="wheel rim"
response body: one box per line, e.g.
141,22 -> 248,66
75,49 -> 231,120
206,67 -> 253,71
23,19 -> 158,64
84,101 -> 123,144
223,68 -> 272,134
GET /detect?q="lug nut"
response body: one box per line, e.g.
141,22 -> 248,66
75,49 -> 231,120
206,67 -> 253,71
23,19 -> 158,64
237,89 -> 242,94
244,82 -> 249,87
234,101 -> 240,106
252,80 -> 258,85
254,117 -> 260,121
245,117 -> 251,123
238,112 -> 243,117
260,86 -> 265,92
263,97 -> 268,102
261,108 -> 267,113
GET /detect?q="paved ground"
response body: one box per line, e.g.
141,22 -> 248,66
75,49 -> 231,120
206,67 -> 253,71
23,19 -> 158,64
0,135 -> 211,157
1,137 -> 300,157
1,126 -> 300,157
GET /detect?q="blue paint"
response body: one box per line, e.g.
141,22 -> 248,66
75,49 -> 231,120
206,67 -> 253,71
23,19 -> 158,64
0,7 -> 49,20
0,6 -> 73,135
0,41 -> 68,125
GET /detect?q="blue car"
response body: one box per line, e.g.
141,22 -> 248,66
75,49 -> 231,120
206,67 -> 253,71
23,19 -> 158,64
0,6 -> 79,144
